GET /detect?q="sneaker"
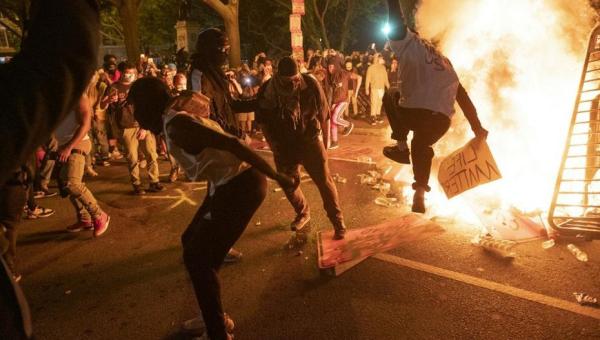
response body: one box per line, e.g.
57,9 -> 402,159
383,146 -> 411,164
182,313 -> 235,336
376,116 -> 385,124
26,206 -> 55,219
168,168 -> 179,183
369,117 -> 377,126
224,248 -> 243,263
412,191 -> 426,214
66,220 -> 94,233
341,122 -> 354,137
34,188 -> 58,199
85,166 -> 99,177
328,141 -> 339,150
133,185 -> 146,195
93,212 -> 110,237
147,182 -> 166,192
96,159 -> 111,167
290,214 -> 310,232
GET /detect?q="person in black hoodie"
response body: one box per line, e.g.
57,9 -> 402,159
0,1 -> 100,338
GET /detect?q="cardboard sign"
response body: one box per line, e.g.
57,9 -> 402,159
317,213 -> 444,275
438,139 -> 502,199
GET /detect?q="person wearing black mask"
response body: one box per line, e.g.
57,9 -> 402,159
257,56 -> 348,240
189,28 -> 257,262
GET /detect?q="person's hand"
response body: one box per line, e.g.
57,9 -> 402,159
109,92 -> 118,103
57,145 -> 73,163
474,126 -> 489,140
137,129 -> 147,140
275,173 -> 297,192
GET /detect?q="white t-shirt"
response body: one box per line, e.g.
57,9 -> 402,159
389,31 -> 459,117
54,110 -> 90,146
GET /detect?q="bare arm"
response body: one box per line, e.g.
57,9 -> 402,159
167,115 -> 295,189
387,0 -> 407,41
456,83 -> 488,139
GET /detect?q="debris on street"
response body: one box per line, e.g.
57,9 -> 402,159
574,292 -> 599,307
332,173 -> 347,184
471,234 -> 517,258
541,239 -> 556,249
567,243 -> 589,262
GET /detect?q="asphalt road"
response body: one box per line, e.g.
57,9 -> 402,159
15,124 -> 600,340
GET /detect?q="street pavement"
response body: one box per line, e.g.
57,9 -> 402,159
15,118 -> 600,339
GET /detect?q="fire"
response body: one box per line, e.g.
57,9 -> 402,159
392,0 -> 597,225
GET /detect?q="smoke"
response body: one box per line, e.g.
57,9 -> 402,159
402,0 -> 598,210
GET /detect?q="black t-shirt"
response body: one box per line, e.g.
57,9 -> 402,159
108,82 -> 137,129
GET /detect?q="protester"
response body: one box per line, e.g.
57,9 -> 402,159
102,63 -> 164,195
190,28 -> 262,262
365,53 -> 390,125
257,56 -> 348,240
0,0 -> 100,337
384,0 -> 488,213
128,77 -> 295,340
87,70 -> 111,167
323,56 -> 355,149
344,60 -> 362,119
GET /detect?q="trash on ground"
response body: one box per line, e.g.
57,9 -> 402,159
541,239 -> 556,249
65,290 -> 72,295
255,221 -> 262,226
332,173 -> 347,184
472,234 -> 517,258
273,187 -> 282,192
567,243 -> 588,262
374,196 -> 399,208
574,292 -> 598,307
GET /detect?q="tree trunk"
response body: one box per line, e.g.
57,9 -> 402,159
202,0 -> 241,68
223,6 -> 241,68
338,0 -> 355,52
118,1 -> 141,64
311,0 -> 331,49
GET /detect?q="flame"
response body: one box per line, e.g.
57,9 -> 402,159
393,0 -> 597,222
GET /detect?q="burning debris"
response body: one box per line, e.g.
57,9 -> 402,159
471,234 -> 517,258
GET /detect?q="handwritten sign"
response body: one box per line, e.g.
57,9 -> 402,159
438,139 -> 502,199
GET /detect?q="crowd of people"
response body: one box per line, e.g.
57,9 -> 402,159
1,0 -> 490,339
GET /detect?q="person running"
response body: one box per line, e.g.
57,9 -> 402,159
384,0 -> 488,213
128,77 -> 295,340
257,56 -> 348,240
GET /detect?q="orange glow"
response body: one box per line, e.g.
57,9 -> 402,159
393,0 -> 597,226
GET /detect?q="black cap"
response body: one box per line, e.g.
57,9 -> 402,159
278,56 -> 298,77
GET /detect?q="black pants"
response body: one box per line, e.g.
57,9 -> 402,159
181,168 -> 267,340
384,92 -> 451,192
0,181 -> 28,273
268,137 -> 343,228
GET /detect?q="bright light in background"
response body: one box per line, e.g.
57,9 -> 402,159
381,22 -> 391,36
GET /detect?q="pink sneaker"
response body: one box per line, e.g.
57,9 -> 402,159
66,221 -> 94,233
93,212 -> 110,237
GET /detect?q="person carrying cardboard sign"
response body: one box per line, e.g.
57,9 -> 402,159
383,0 -> 489,213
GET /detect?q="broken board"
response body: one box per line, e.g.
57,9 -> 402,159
317,213 -> 445,276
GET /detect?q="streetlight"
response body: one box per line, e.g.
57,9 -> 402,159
381,22 -> 391,36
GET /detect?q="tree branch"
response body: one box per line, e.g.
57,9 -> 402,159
202,0 -> 229,17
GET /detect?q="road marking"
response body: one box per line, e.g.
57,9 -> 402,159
373,253 -> 600,320
142,189 -> 198,209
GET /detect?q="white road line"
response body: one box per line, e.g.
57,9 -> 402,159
373,253 -> 600,320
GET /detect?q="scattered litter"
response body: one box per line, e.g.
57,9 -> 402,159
476,267 -> 485,272
358,174 -> 378,185
296,250 -> 304,256
380,165 -> 393,176
374,196 -> 399,208
65,290 -> 72,295
574,292 -> 598,307
255,221 -> 262,226
372,182 -> 391,193
472,234 -> 516,258
332,173 -> 347,184
567,244 -> 588,262
273,187 -> 282,192
281,196 -> 287,200
304,256 -> 309,260
356,156 -> 372,163
541,239 -> 556,249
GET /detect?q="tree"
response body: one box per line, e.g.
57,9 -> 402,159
201,0 -> 241,68
0,0 -> 30,39
102,0 -> 143,63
